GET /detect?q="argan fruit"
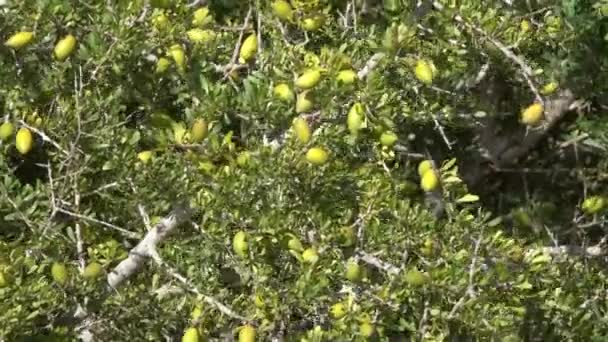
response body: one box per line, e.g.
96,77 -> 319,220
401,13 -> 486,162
233,231 -> 249,258
15,127 -> 34,155
295,69 -> 321,89
137,151 -> 153,164
182,327 -> 200,342
0,270 -> 8,288
237,151 -> 251,167
0,121 -> 14,141
169,44 -> 186,74
253,293 -> 265,308
404,269 -> 428,286
156,57 -> 171,73
305,147 -> 328,165
420,170 -> 440,192
239,33 -> 257,63
338,226 -> 356,247
192,7 -> 212,27
521,103 -> 544,126
301,248 -> 319,264
417,160 -> 433,177
582,196 -> 606,215
51,262 -> 68,285
287,236 -> 304,252
347,103 -> 365,134
359,322 -> 375,338
301,15 -> 324,31
520,19 -> 531,33
83,262 -> 103,279
380,131 -> 398,147
414,59 -> 433,85
540,81 -> 558,95
330,302 -> 346,319
191,303 -> 204,320
54,34 -> 77,61
190,119 -> 208,143
187,28 -> 215,44
5,31 -> 34,50
336,69 -> 357,85
238,325 -> 256,342
345,260 -> 362,282
271,0 -> 293,22
152,13 -> 169,30
273,83 -> 294,102
296,91 -> 314,113
292,117 -> 311,144
420,238 -> 434,256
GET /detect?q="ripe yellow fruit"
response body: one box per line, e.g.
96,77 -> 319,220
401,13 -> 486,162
330,302 -> 347,319
83,262 -> 103,279
292,117 -> 311,144
238,325 -> 256,342
520,103 -> 544,126
137,151 -> 153,164
0,122 -> 14,141
54,34 -> 77,61
239,33 -> 258,63
359,322 -> 375,337
192,7 -> 213,27
295,69 -> 321,89
414,59 -> 434,85
345,260 -> 362,282
190,119 -> 209,143
417,160 -> 433,177
5,31 -> 34,50
347,102 -> 365,134
296,91 -> 313,113
520,19 -> 531,33
233,231 -> 249,258
272,0 -> 293,22
404,269 -> 428,286
156,57 -> 171,73
51,262 -> 68,285
301,15 -> 324,31
420,169 -> 440,192
169,44 -> 186,74
541,81 -> 558,95
273,83 -> 294,102
187,28 -> 215,44
380,131 -> 398,147
582,196 -> 606,215
15,127 -> 34,155
336,69 -> 357,85
301,248 -> 319,263
305,147 -> 328,165
182,327 -> 200,342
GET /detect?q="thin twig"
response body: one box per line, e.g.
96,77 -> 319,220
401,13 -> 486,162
57,207 -> 140,239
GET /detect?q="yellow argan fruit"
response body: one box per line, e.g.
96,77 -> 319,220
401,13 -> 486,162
152,13 -> 169,30
345,260 -> 362,282
191,303 -> 204,320
301,248 -> 319,264
51,262 -> 68,285
138,151 -> 153,164
404,269 -> 428,286
233,231 -> 249,258
336,69 -> 357,85
330,302 -> 346,319
192,7 -> 213,27
347,102 -> 365,134
182,327 -> 200,342
359,322 -> 375,338
169,44 -> 186,74
83,262 -> 103,279
582,196 -> 606,215
239,33 -> 257,63
156,57 -> 171,73
540,81 -> 558,95
238,325 -> 256,342
520,103 -> 544,126
273,83 -> 294,102
237,151 -> 251,167
15,127 -> 34,155
420,169 -> 440,192
414,59 -> 433,85
272,0 -> 293,22
301,15 -> 324,31
417,160 -> 433,177
5,31 -> 34,50
190,119 -> 209,143
380,131 -> 398,147
0,122 -> 14,141
187,28 -> 215,44
54,34 -> 77,61
305,147 -> 328,165
292,117 -> 311,144
520,19 -> 531,33
296,91 -> 313,113
295,69 -> 321,89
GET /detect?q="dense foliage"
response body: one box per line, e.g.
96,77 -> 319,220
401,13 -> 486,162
1,0 -> 608,341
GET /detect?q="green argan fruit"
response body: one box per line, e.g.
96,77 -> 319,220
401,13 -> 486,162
414,59 -> 433,85
336,69 -> 357,85
273,83 -> 295,102
347,102 -> 365,134
345,260 -> 362,282
51,262 -> 69,285
292,117 -> 311,144
582,196 -> 606,215
380,131 -> 398,147
83,262 -> 103,279
295,69 -> 321,89
233,231 -> 249,258
296,91 -> 314,113
190,118 -> 209,143
330,302 -> 346,319
404,269 -> 428,286
0,121 -> 14,141
301,248 -> 319,264
272,0 -> 293,22
359,322 -> 375,338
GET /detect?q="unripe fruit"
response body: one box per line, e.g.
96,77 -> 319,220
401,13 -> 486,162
417,160 -> 433,177
54,34 -> 77,61
582,196 -> 606,215
296,91 -> 313,113
339,226 -> 356,247
420,170 -> 440,192
520,19 -> 531,33
156,57 -> 171,73
330,302 -> 346,319
301,15 -> 324,31
51,262 -> 68,285
520,103 -> 544,126
191,304 -> 204,320
336,69 -> 357,85
345,260 -> 362,282
192,7 -> 212,27
347,103 -> 365,134
540,81 -> 558,95
305,147 -> 328,165
292,117 -> 311,144
5,31 -> 34,50
0,122 -> 14,141
380,131 -> 398,147
152,13 -> 169,30
83,262 -> 103,279
272,0 -> 293,21
359,322 -> 375,337
273,83 -> 294,102
237,151 -> 251,167
287,236 -> 304,252
182,327 -> 200,342
414,59 -> 433,85
169,44 -> 186,74
187,29 -> 215,44
233,231 -> 249,258
15,127 -> 34,155
239,33 -> 257,63
190,119 -> 209,143
138,151 -> 153,164
0,271 -> 8,288
295,69 -> 321,89
301,248 -> 319,263
238,325 -> 256,342
404,269 -> 428,286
